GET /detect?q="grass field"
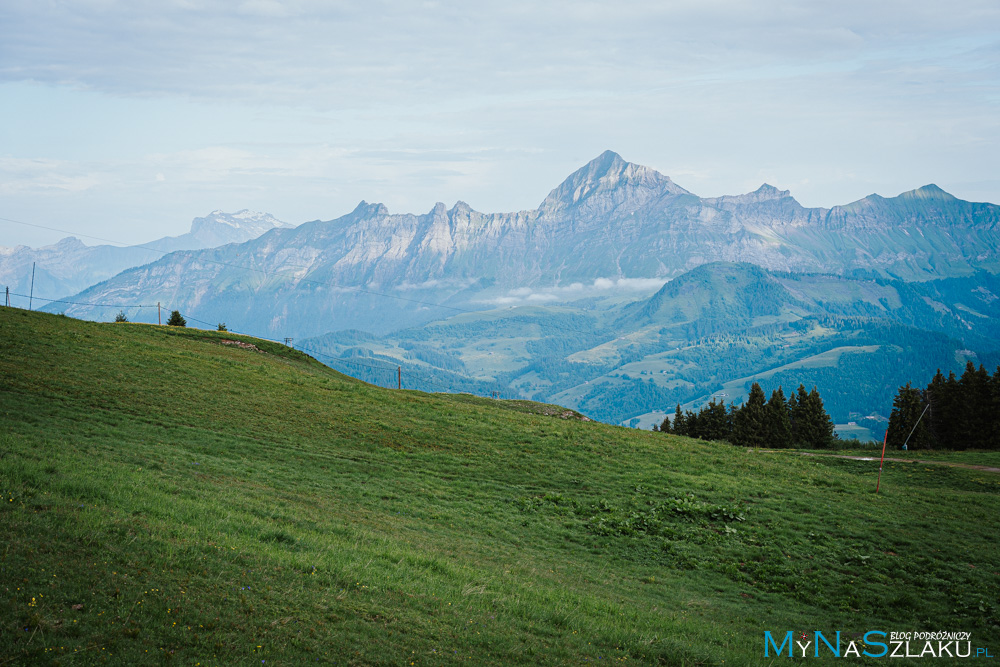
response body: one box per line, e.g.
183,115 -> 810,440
1,308 -> 998,665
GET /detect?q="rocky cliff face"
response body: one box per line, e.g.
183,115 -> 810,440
47,152 -> 1000,336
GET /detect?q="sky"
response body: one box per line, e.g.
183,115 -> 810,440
1,0 -> 998,248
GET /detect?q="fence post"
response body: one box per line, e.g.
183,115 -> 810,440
29,262 -> 35,311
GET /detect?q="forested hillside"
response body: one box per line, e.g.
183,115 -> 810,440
301,264 -> 1000,429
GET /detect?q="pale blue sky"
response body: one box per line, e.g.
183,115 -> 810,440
2,0 -> 998,247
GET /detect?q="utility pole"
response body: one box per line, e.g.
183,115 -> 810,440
397,366 -> 402,390
28,262 -> 35,311
158,302 -> 161,325
4,286 -> 8,307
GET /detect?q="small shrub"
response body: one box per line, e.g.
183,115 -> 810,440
114,311 -> 128,323
217,322 -> 227,331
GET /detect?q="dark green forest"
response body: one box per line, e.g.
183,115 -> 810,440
887,361 -> 1000,450
657,382 -> 836,449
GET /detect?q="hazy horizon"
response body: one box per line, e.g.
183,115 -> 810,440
2,1 -> 998,248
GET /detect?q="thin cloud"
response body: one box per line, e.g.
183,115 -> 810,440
1,1 -> 998,247
486,277 -> 668,306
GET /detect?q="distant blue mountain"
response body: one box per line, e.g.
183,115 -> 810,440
45,151 -> 1000,337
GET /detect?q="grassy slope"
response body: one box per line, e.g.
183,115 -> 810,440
1,308 -> 998,666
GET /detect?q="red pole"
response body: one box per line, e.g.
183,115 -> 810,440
875,429 -> 889,494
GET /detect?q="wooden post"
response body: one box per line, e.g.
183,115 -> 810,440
28,262 -> 35,311
4,286 -> 8,307
397,366 -> 401,390
158,302 -> 161,325
875,430 -> 888,494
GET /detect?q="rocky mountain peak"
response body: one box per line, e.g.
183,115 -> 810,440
188,210 -> 289,246
753,184 -> 790,199
706,184 -> 794,207
539,151 -> 690,213
897,184 -> 956,201
450,201 -> 473,216
349,201 -> 390,218
190,210 -> 286,234
53,236 -> 88,249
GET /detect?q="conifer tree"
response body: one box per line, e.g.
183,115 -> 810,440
671,405 -> 686,437
697,399 -> 731,441
991,367 -> 1000,451
926,369 -> 958,448
659,414 -> 672,434
732,382 -> 768,447
166,310 -> 186,327
789,385 -> 809,447
764,387 -> 793,448
958,362 -> 992,449
685,409 -> 702,439
804,386 -> 835,449
887,383 -> 932,449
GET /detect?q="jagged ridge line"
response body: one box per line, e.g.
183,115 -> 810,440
0,214 -> 599,337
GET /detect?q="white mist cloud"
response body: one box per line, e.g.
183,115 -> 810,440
487,277 -> 667,305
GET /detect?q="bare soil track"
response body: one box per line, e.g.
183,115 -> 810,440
758,450 -> 1000,474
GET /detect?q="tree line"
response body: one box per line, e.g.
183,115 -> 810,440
655,383 -> 835,448
887,361 -> 1000,450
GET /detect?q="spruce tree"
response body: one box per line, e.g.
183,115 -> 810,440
166,310 -> 186,327
958,362 -> 992,449
685,409 -> 702,439
671,405 -> 686,437
991,367 -> 1000,451
886,383 -> 932,450
658,414 -> 672,433
764,387 -> 793,448
732,382 -> 768,447
803,386 -> 835,449
789,385 -> 809,447
697,399 -> 730,441
926,370 -> 953,447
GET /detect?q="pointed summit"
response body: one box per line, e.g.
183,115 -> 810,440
349,200 -> 389,218
752,184 -> 790,200
539,151 -> 689,213
896,184 -> 956,201
707,184 -> 794,207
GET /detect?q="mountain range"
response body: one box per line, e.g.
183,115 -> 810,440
18,151 -> 1000,431
1,210 -> 289,304
42,151 -> 1000,337
297,262 -> 1000,433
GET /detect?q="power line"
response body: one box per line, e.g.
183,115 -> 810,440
2,285 -> 510,395
0,214 -> 476,317
0,213 -> 616,339
174,308 -> 462,393
7,292 -> 160,309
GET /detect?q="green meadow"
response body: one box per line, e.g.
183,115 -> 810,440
1,308 -> 998,665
